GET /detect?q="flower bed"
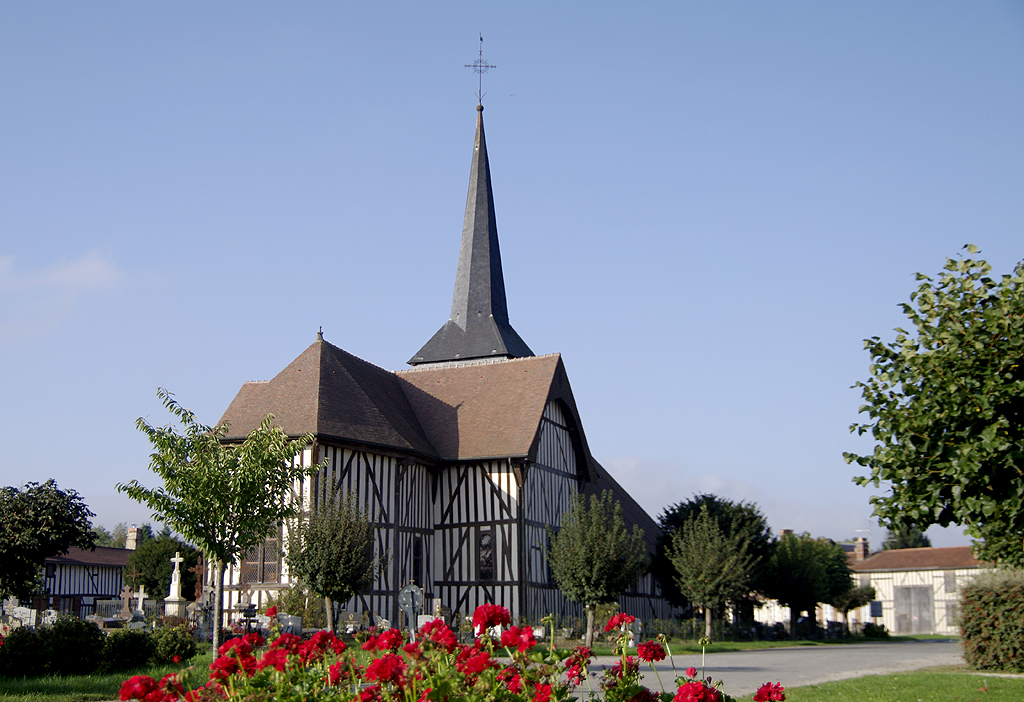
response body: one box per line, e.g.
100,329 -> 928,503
119,607 -> 784,702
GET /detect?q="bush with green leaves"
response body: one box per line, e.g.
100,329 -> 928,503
960,569 -> 1024,671
152,625 -> 197,664
0,626 -> 43,678
37,616 -> 106,676
861,622 -> 889,639
101,628 -> 157,672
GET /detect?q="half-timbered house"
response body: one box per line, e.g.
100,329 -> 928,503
35,546 -> 131,619
216,105 -> 670,627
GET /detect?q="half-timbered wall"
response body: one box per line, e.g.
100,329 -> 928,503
432,460 -> 520,620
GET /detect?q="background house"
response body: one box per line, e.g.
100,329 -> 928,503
36,546 -> 131,619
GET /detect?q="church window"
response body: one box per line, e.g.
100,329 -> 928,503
241,527 -> 281,584
413,537 -> 423,586
479,531 -> 494,581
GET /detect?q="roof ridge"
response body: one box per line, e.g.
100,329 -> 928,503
397,352 -> 560,375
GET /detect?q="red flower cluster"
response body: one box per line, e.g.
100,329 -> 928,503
685,667 -> 698,678
499,625 -> 537,653
753,682 -> 785,701
119,674 -> 184,702
361,627 -> 404,652
636,640 -> 666,662
364,653 -> 408,687
498,666 -> 524,693
673,680 -> 722,702
628,689 -> 662,702
532,682 -> 553,702
564,646 -> 592,686
455,641 -> 496,676
473,603 -> 511,634
604,612 -> 637,632
264,606 -> 277,618
418,618 -> 458,653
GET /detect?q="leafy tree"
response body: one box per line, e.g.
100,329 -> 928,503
547,490 -> 648,648
118,388 -> 319,650
882,525 -> 932,550
829,584 -> 876,635
666,504 -> 756,638
654,494 -> 773,616
285,489 -> 381,632
92,522 -> 155,549
0,480 -> 96,600
763,532 -> 851,636
124,534 -> 200,601
847,247 -> 1024,566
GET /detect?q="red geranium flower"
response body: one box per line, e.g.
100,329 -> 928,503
365,653 -> 408,687
533,682 -> 553,702
685,667 -> 698,678
498,666 -> 524,693
674,681 -> 721,702
270,632 -> 303,655
753,682 -> 785,701
637,640 -> 666,662
255,648 -> 289,672
119,675 -> 159,701
455,646 -> 494,675
499,625 -> 538,652
419,619 -> 458,653
604,612 -> 637,632
472,603 -> 511,634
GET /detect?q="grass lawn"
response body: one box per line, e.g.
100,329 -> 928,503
784,667 -> 1024,702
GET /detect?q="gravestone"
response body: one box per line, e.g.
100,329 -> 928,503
278,613 -> 302,635
134,585 -> 148,617
398,582 -> 423,636
338,611 -> 361,633
119,585 -> 133,619
164,552 -> 187,617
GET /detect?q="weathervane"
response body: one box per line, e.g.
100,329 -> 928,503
465,34 -> 496,105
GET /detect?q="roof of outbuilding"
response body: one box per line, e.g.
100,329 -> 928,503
45,546 -> 132,568
850,546 -> 983,572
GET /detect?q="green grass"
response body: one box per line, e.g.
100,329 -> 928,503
784,667 -> 1024,702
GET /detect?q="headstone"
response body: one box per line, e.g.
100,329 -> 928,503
12,606 -> 35,628
417,614 -> 435,631
278,613 -> 302,635
134,585 -> 148,617
338,611 -> 361,633
119,585 -> 133,619
41,609 -> 58,626
531,626 -> 545,640
398,582 -> 423,635
165,552 -> 187,617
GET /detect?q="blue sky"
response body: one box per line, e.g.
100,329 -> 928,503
2,2 -> 1021,550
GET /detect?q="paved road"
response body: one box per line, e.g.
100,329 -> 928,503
588,640 -> 965,698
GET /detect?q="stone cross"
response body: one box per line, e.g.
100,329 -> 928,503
169,552 -> 184,600
119,585 -> 133,619
135,584 -> 147,615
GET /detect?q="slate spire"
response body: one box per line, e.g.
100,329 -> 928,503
409,106 -> 534,365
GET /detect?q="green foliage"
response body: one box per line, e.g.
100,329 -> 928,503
0,627 -> 43,678
100,629 -> 156,673
0,480 -> 96,600
861,622 -> 889,639
763,532 -> 852,634
847,247 -> 1024,567
118,388 -> 321,648
547,490 -> 648,647
285,489 -> 380,629
881,525 -> 932,550
37,617 -> 105,677
125,535 -> 200,601
654,494 -> 773,608
667,504 -> 756,636
960,569 -> 1024,671
830,585 -> 876,634
151,625 -> 197,664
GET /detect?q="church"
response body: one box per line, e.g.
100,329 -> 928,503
216,104 -> 670,627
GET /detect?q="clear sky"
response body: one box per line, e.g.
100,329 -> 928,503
2,2 -> 1022,550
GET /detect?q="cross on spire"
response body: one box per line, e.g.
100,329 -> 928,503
465,35 -> 496,105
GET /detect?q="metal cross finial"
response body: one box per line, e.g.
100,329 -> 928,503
465,34 -> 496,105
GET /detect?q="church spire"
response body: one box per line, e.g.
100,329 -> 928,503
408,106 -> 534,366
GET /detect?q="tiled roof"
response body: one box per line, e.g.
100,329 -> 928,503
219,338 -> 438,458
45,546 -> 132,567
851,546 -> 983,572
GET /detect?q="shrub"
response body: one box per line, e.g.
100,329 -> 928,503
37,616 -> 105,676
960,569 -> 1024,671
152,625 -> 197,664
102,628 -> 157,672
862,622 -> 889,639
0,627 -> 43,678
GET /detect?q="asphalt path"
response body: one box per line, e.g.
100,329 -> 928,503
587,640 -> 965,698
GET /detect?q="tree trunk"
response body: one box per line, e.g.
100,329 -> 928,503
213,560 -> 225,653
584,606 -> 596,649
704,606 -> 713,639
325,596 -> 334,633
789,606 -> 799,639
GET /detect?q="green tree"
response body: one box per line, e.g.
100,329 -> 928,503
847,247 -> 1024,566
547,490 -> 648,648
285,489 -> 382,632
882,525 -> 932,550
125,534 -> 200,601
118,388 -> 319,650
829,584 -> 876,635
0,480 -> 96,600
763,532 -> 851,637
654,494 -> 774,616
666,504 -> 756,638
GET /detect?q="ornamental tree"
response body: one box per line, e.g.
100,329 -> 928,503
666,504 -> 756,638
0,480 -> 96,600
118,388 -> 319,650
763,532 -> 851,636
285,489 -> 382,632
882,525 -> 932,551
846,247 -> 1024,566
547,490 -> 648,649
829,584 -> 876,635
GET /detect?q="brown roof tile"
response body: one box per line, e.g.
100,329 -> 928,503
851,546 -> 983,572
45,546 -> 132,567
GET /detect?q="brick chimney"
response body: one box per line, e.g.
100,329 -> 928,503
126,526 -> 138,550
854,536 -> 869,561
